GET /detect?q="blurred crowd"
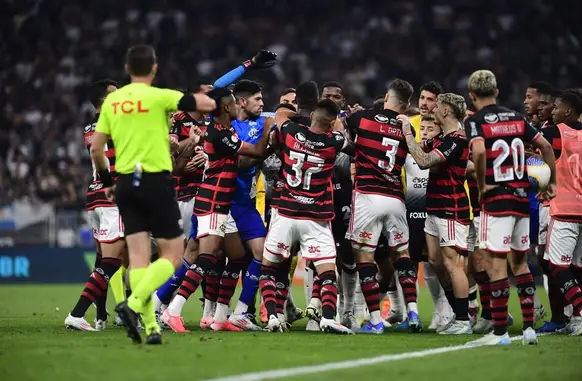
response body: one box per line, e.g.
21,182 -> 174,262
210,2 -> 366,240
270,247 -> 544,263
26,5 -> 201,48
1,0 -> 580,208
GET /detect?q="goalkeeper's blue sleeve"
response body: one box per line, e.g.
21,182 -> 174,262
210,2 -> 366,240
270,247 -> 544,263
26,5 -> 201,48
213,65 -> 246,88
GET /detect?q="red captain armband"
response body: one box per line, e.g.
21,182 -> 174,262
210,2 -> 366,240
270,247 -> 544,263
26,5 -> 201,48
98,170 -> 114,187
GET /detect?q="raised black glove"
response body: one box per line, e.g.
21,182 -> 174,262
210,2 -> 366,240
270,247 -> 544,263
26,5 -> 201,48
243,50 -> 278,70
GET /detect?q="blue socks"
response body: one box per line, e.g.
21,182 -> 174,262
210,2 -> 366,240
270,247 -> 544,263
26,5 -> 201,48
156,259 -> 190,305
239,258 -> 262,306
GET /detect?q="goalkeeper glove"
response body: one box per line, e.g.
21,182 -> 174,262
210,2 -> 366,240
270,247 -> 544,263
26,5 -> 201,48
243,50 -> 278,70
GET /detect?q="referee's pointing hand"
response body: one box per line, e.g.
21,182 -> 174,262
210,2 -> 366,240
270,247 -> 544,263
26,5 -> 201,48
193,93 -> 216,113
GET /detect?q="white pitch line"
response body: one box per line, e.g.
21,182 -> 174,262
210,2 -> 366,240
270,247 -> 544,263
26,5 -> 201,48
202,335 -> 527,381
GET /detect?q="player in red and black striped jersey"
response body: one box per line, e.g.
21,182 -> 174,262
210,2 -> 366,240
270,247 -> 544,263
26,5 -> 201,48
466,70 -> 556,346
170,111 -> 208,234
65,79 -> 124,332
403,92 -> 472,334
163,87 -> 270,331
261,99 -> 353,334
346,79 -> 420,334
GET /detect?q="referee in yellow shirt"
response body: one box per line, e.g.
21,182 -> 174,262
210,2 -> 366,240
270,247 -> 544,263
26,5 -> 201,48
90,45 -> 216,344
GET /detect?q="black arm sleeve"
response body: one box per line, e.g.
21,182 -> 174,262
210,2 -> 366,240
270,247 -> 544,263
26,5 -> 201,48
177,94 -> 198,112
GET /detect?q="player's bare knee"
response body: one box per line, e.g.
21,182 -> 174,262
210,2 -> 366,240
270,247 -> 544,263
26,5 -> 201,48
99,239 -> 125,259
314,259 -> 336,274
354,249 -> 374,264
248,238 -> 264,261
183,238 -> 199,263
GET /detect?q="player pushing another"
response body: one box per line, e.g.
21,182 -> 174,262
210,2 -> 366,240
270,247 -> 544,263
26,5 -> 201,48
90,45 -> 216,344
260,99 -> 354,334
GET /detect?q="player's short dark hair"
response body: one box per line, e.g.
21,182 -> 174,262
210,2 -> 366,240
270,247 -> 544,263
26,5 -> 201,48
89,79 -> 118,108
207,87 -> 234,117
187,78 -> 213,93
125,45 -> 156,77
558,91 -> 582,115
313,99 -> 340,120
565,88 -> 582,99
233,80 -> 262,98
388,79 -> 414,104
405,106 -> 420,117
419,81 -> 444,96
296,81 -> 319,111
280,88 -> 296,97
322,81 -> 345,96
528,81 -> 553,95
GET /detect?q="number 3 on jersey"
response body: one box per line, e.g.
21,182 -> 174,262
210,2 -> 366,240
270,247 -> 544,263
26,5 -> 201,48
288,150 -> 324,190
378,137 -> 400,171
492,137 -> 525,182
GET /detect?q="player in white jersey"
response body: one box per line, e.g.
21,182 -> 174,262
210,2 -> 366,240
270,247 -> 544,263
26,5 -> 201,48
403,114 -> 453,330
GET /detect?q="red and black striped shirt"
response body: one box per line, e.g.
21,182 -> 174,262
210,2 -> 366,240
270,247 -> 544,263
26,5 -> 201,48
194,121 -> 245,216
170,111 -> 207,201
347,109 -> 408,201
277,120 -> 347,221
84,114 -> 116,211
425,131 -> 470,224
270,115 -> 310,210
466,104 -> 540,217
467,178 -> 481,216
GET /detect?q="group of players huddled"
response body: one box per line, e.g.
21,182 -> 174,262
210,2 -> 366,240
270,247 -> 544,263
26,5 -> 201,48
65,46 -> 582,346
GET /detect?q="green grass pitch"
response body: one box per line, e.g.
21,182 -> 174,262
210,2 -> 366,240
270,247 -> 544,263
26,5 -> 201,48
0,284 -> 580,381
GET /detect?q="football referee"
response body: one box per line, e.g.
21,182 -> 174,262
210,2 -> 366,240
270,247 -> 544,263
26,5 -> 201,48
90,45 -> 216,345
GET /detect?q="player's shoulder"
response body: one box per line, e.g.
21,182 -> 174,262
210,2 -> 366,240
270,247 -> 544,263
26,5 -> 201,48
84,114 -> 99,133
172,111 -> 187,123
473,104 -> 522,123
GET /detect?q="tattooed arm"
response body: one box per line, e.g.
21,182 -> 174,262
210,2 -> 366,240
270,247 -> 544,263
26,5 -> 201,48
397,115 -> 444,170
404,133 -> 445,169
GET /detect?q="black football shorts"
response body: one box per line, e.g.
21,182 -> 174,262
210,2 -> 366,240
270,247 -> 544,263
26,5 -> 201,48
115,171 -> 183,239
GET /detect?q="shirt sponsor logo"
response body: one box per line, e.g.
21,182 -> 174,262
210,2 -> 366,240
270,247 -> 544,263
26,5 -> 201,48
484,113 -> 499,124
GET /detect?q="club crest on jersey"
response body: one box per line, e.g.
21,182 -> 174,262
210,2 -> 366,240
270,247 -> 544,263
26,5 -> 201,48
375,114 -> 390,124
484,113 -> 499,123
295,132 -> 306,142
248,127 -> 259,139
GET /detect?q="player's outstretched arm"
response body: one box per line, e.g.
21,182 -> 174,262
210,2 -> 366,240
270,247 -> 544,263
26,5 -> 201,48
213,50 -> 278,89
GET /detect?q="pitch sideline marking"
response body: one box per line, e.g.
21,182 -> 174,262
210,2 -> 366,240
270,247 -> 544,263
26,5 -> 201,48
202,335 -> 528,381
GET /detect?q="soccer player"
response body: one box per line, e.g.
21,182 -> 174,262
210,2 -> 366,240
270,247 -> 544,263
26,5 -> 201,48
465,70 -> 556,346
260,99 -> 353,334
321,82 -> 346,110
65,79 -> 123,332
90,45 -> 216,344
403,113 -> 453,330
347,79 -> 420,334
220,80 -> 275,331
406,81 -> 448,327
162,87 -> 270,332
541,91 -> 582,335
279,88 -> 297,108
524,81 -> 553,128
319,81 -> 358,329
403,92 -> 472,334
538,88 -> 558,128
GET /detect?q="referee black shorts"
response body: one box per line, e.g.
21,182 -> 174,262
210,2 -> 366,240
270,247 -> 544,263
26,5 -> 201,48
115,171 -> 182,239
